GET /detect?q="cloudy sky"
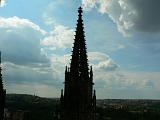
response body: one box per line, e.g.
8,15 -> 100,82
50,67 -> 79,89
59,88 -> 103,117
0,0 -> 160,99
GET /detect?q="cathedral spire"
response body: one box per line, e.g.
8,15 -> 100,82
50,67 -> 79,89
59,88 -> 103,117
58,7 -> 96,120
70,6 -> 89,79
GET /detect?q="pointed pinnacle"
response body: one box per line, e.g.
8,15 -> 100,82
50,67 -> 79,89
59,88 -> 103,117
65,66 -> 68,73
93,90 -> 96,96
0,51 -> 1,64
90,66 -> 92,72
61,89 -> 64,97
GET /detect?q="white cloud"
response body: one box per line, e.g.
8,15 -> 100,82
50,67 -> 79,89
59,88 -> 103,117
2,61 -> 62,97
95,70 -> 160,90
41,25 -> 74,49
88,52 -> 118,71
50,54 -> 70,65
94,70 -> 160,99
82,0 -> 97,10
122,71 -> 160,90
48,52 -> 118,74
2,62 -> 53,84
82,0 -> 135,36
0,16 -> 49,66
0,17 -> 74,98
0,16 -> 64,97
0,0 -> 6,7
0,16 -> 46,35
82,0 -> 160,36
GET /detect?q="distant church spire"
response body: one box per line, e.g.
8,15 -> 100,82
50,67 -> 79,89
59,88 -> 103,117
0,51 -> 6,120
58,7 -> 96,120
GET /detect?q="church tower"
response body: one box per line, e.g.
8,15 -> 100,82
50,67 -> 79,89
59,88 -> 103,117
0,52 -> 6,120
60,7 -> 96,120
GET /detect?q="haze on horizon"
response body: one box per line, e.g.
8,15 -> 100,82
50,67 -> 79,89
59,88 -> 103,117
0,0 -> 160,99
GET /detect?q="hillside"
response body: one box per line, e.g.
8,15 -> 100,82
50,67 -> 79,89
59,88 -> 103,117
5,94 -> 59,120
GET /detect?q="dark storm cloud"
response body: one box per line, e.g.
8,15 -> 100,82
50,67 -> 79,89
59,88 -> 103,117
130,0 -> 160,32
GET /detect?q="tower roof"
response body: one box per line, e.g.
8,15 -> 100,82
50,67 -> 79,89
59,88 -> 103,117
70,7 -> 89,79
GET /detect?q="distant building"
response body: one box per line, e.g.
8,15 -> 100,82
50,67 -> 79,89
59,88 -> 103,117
57,7 -> 96,120
0,52 -> 6,120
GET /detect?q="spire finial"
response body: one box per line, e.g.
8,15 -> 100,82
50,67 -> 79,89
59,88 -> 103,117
78,6 -> 83,15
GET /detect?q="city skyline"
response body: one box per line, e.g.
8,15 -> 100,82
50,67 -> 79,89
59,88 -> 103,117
0,0 -> 160,99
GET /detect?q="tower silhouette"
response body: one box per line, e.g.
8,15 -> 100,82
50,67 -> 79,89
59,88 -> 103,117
0,52 -> 6,120
59,7 -> 96,120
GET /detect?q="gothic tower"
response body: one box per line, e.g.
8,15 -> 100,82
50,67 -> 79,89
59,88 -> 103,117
60,7 -> 96,120
0,52 -> 6,120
